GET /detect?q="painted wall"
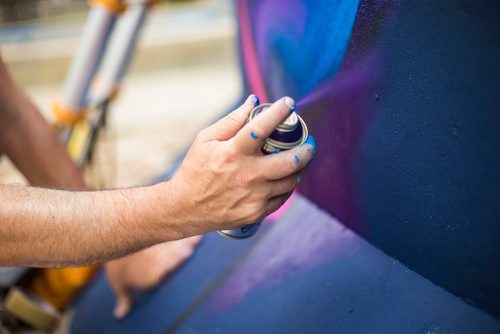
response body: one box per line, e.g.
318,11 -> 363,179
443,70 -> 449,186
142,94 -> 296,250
70,1 -> 500,331
238,0 -> 500,317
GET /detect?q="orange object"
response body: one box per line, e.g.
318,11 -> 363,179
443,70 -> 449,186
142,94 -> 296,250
52,100 -> 86,126
92,75 -> 121,101
90,0 -> 127,14
146,0 -> 161,9
28,266 -> 100,309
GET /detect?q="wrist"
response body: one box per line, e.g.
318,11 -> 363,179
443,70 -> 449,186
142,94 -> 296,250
144,182 -> 194,242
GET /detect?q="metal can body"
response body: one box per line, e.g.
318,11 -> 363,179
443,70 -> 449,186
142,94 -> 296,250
219,103 -> 308,239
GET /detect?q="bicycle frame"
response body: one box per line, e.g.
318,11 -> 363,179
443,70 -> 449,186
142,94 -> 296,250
56,0 -> 154,168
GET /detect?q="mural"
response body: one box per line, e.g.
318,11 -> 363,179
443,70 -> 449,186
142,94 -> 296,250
238,0 -> 500,318
71,0 -> 500,332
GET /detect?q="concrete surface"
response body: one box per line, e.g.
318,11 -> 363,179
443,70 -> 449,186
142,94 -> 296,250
0,0 -> 236,85
70,195 -> 500,333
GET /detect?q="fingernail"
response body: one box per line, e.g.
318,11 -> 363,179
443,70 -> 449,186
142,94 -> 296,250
252,95 -> 260,106
297,175 -> 302,184
283,96 -> 295,110
245,94 -> 255,106
304,135 -> 317,153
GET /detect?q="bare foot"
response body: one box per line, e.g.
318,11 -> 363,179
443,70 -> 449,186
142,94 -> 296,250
105,235 -> 202,319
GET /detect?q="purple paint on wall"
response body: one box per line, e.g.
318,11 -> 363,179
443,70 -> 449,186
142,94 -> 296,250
207,0 -> 398,310
295,0 -> 401,231
299,50 -> 383,232
208,196 -> 361,312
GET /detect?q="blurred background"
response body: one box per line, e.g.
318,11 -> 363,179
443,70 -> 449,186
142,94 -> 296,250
0,0 -> 240,187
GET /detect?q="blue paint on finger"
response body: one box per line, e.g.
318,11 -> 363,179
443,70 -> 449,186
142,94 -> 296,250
251,131 -> 259,139
252,95 -> 260,106
303,135 -> 317,152
293,155 -> 300,164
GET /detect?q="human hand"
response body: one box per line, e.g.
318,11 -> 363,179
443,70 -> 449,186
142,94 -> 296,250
166,95 -> 316,236
105,236 -> 202,319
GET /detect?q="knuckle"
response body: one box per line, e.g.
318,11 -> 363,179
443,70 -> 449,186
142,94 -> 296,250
249,126 -> 266,140
226,111 -> 243,127
222,151 -> 235,166
195,130 -> 208,143
235,170 -> 256,188
286,159 -> 298,173
238,206 -> 258,225
251,198 -> 265,214
226,143 -> 240,158
217,148 -> 236,168
273,152 -> 300,174
247,209 -> 263,224
208,147 -> 234,174
246,191 -> 259,203
249,188 -> 267,204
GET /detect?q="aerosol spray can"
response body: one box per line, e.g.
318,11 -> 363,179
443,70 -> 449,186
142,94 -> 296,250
218,103 -> 308,239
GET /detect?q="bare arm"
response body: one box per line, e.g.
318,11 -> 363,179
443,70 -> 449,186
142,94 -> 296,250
0,55 -> 315,267
0,56 -> 175,267
0,56 -> 202,315
0,96 -> 315,267
0,183 -> 179,267
0,55 -> 85,189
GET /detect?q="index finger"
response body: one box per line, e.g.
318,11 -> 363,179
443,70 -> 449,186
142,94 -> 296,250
233,97 -> 295,154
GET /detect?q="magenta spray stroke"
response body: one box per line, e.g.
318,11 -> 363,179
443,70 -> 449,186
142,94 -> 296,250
218,103 -> 308,239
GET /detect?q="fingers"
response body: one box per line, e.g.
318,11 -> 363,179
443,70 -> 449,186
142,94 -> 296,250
113,289 -> 133,319
259,135 -> 316,180
263,191 -> 294,217
201,94 -> 259,141
267,173 -> 298,198
233,97 -> 295,154
296,163 -> 310,185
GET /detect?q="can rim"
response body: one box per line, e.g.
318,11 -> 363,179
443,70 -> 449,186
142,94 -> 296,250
250,103 -> 299,132
249,103 -> 308,140
264,115 -> 308,150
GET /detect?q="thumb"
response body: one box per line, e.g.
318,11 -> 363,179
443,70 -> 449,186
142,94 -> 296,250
113,290 -> 133,319
204,94 -> 259,141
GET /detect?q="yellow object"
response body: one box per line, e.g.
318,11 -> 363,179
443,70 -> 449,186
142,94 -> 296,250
5,287 -> 61,330
29,115 -> 98,311
67,119 -> 92,161
28,266 -> 99,309
90,0 -> 127,14
52,100 -> 85,126
29,0 -> 128,317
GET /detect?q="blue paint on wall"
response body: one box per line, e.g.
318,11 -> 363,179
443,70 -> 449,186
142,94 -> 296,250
298,0 -> 500,317
249,0 -> 360,99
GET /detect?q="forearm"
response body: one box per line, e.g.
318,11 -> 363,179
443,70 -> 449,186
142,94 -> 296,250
0,56 -> 84,189
0,183 -> 185,267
